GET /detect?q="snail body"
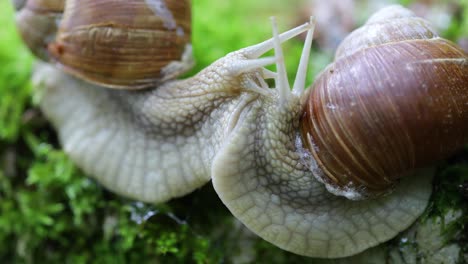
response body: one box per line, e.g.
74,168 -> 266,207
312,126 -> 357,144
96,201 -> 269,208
15,1 -> 468,259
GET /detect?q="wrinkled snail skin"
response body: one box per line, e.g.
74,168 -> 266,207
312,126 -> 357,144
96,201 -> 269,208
33,61 -> 254,203
19,1 -> 468,259
212,5 -> 466,258
32,24 -> 313,204
34,66 -> 217,202
211,93 -> 433,258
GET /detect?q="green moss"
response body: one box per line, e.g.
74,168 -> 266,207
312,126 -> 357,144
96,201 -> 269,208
1,131 -> 229,263
191,0 -> 316,85
419,149 -> 468,249
0,1 -> 33,142
444,0 -> 468,41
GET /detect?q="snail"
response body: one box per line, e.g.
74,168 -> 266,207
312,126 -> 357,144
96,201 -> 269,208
14,0 -> 468,259
14,0 -> 64,60
16,0 -> 192,88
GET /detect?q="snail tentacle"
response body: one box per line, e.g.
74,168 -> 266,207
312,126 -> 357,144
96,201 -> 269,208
223,19 -> 315,98
261,68 -> 278,79
292,16 -> 315,96
226,57 -> 276,76
271,17 -> 292,105
241,21 -> 313,59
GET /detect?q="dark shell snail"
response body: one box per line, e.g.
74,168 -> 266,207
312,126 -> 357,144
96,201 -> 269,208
15,0 -> 64,60
14,0 -> 468,259
16,0 -> 192,88
300,6 -> 468,198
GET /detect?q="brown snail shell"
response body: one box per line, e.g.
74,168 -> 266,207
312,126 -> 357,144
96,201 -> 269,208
47,0 -> 192,89
300,5 -> 468,198
16,0 -> 192,89
12,0 -> 27,10
15,0 -> 64,60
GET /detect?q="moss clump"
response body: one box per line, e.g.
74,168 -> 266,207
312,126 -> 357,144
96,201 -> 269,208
0,2 -> 33,142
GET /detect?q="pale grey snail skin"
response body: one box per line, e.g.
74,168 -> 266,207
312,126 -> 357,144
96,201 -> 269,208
31,5 -> 453,259
33,23 -> 313,203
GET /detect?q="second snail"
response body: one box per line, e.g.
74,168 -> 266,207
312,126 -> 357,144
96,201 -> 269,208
14,0 -> 468,259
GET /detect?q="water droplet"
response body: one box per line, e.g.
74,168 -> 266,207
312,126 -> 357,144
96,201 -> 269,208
130,202 -> 158,224
326,103 -> 337,110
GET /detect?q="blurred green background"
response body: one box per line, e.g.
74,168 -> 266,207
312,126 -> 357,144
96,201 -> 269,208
0,0 -> 467,263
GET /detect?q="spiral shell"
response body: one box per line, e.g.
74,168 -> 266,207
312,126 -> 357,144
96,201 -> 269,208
46,0 -> 191,89
300,5 -> 468,198
15,0 -> 64,60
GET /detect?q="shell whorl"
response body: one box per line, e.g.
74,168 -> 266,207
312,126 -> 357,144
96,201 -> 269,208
15,0 -> 192,89
15,0 -> 64,60
300,5 -> 468,198
49,0 -> 192,89
335,5 -> 439,59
